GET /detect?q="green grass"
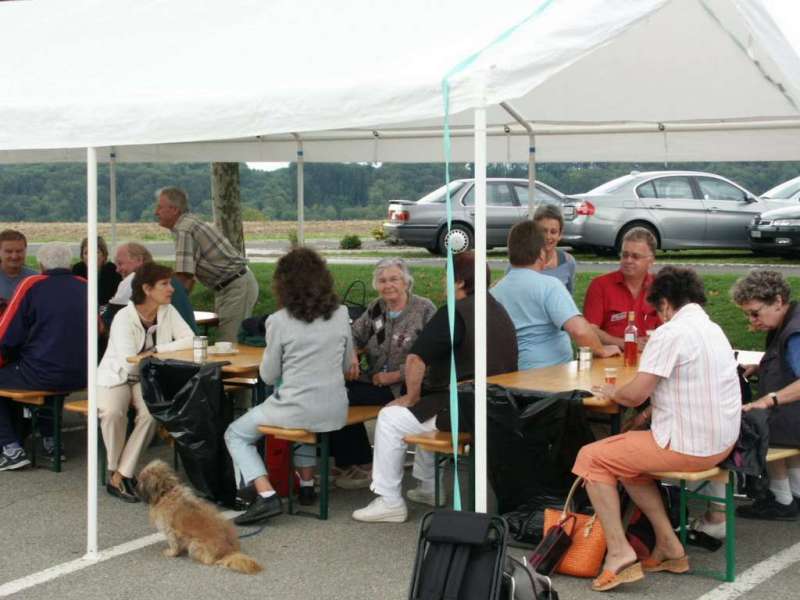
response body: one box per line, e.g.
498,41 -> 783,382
186,264 -> 797,352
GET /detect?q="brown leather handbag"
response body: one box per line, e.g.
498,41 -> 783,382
541,477 -> 607,578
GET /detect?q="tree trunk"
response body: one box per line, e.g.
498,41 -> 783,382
210,162 -> 244,254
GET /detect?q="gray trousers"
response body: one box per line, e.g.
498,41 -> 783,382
214,268 -> 259,342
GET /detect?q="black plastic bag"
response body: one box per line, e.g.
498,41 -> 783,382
503,494 -> 565,548
456,384 -> 594,515
139,358 -> 237,508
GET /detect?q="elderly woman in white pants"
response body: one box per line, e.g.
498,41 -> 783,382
97,263 -> 194,502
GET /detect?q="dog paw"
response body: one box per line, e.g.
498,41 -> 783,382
162,548 -> 181,558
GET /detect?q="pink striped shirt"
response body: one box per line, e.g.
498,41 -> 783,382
639,303 -> 741,456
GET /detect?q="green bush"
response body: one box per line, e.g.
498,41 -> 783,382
241,206 -> 268,222
371,227 -> 386,241
339,234 -> 362,250
288,230 -> 299,248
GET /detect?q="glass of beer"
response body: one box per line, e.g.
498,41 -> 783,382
604,367 -> 618,385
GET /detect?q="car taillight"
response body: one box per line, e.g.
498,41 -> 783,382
575,201 -> 596,216
389,209 -> 410,222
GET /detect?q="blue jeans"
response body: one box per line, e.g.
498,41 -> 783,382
224,401 -> 316,488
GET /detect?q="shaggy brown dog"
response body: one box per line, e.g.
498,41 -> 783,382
137,460 -> 263,574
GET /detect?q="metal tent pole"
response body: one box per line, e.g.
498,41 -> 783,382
85,147 -> 99,560
294,134 -> 305,246
109,149 -> 117,252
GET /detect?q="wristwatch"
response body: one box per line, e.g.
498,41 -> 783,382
768,392 -> 779,408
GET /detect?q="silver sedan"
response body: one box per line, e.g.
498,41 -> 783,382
382,177 -> 566,255
561,171 -> 794,255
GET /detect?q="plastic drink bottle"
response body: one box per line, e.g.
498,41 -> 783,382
624,311 -> 638,367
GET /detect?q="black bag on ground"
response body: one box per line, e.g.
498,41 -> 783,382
237,313 -> 270,347
408,510 -> 508,600
458,384 -> 594,515
139,358 -> 237,508
502,555 -> 559,600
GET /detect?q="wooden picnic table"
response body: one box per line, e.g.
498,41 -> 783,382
735,350 -> 764,366
127,342 -> 263,377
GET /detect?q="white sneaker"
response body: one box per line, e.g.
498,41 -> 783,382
691,516 -> 726,539
406,486 -> 444,507
352,497 -> 408,523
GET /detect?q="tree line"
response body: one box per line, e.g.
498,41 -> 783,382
1,161 -> 798,222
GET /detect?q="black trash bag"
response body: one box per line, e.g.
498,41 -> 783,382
503,494 -> 565,548
457,384 -> 595,515
237,314 -> 270,347
139,358 -> 237,508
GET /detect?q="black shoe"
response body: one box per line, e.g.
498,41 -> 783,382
106,479 -> 140,503
736,495 -> 798,521
299,486 -> 317,506
0,447 -> 31,471
234,494 -> 283,525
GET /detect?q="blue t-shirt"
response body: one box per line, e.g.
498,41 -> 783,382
0,266 -> 37,301
490,267 -> 580,370
786,333 -> 800,378
541,249 -> 577,293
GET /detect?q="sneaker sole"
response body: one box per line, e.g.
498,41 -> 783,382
0,458 -> 31,471
352,511 -> 407,523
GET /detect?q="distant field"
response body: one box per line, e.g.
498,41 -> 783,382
1,220 -> 383,242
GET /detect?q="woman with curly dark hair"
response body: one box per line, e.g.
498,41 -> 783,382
571,266 -> 740,591
225,248 -> 355,525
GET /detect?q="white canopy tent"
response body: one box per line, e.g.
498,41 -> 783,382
1,0 -> 800,563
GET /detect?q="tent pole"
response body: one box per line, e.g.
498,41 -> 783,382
109,150 -> 117,253
294,134 -> 305,246
473,107 -> 488,513
528,134 -> 536,218
85,147 -> 100,560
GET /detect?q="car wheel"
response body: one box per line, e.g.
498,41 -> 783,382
438,224 -> 473,255
615,223 -> 658,255
426,246 -> 442,256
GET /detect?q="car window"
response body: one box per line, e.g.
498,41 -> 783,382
462,183 -> 517,207
588,175 -> 636,194
762,176 -> 800,200
417,181 -> 466,204
651,176 -> 694,199
636,181 -> 657,199
696,177 -> 747,202
514,184 -> 559,206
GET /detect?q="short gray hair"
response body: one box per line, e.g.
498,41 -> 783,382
156,186 -> 189,214
37,242 -> 73,270
731,269 -> 791,306
372,257 -> 413,292
121,242 -> 153,264
622,227 -> 657,254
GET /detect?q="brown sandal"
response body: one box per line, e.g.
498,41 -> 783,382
591,561 -> 645,592
642,554 -> 690,573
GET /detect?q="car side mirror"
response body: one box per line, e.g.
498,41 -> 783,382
745,195 -> 757,203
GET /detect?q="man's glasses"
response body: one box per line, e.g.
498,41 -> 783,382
621,252 -> 653,261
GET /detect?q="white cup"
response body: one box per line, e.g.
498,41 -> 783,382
215,341 -> 233,353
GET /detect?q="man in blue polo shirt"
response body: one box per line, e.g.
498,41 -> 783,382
0,242 -> 87,471
491,221 -> 619,370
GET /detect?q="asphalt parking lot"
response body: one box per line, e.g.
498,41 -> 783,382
3,412 -> 800,600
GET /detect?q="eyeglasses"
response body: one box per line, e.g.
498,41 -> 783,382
621,252 -> 654,261
743,303 -> 768,319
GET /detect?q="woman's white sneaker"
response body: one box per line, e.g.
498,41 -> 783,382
352,497 -> 408,523
406,486 -> 442,507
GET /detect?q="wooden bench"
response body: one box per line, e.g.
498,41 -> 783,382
2,389 -> 80,472
403,431 -> 473,511
650,447 -> 800,583
257,405 -> 383,520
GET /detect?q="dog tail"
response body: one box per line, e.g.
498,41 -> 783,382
217,552 -> 263,575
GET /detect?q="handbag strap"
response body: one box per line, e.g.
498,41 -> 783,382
560,477 -> 583,520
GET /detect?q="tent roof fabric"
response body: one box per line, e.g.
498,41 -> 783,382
2,0 -> 800,162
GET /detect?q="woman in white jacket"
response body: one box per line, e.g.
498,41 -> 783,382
97,263 -> 194,502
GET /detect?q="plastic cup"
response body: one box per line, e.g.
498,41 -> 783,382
604,368 -> 618,385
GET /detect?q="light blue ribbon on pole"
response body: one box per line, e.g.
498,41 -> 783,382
441,0 -> 555,511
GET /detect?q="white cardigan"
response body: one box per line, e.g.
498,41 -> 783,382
97,302 -> 194,387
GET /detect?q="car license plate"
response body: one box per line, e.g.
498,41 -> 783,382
563,206 -> 576,218
751,230 -> 762,238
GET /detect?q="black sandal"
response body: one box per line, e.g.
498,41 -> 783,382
106,479 -> 140,503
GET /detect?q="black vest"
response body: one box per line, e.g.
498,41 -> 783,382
759,301 -> 800,446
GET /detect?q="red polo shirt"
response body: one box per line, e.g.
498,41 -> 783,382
583,270 -> 662,338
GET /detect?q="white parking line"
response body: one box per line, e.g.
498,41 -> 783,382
697,539 -> 800,600
0,510 -> 238,598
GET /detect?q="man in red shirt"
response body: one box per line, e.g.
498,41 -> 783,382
583,227 -> 662,349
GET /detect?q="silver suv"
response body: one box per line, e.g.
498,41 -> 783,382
561,171 -> 794,254
382,178 -> 565,255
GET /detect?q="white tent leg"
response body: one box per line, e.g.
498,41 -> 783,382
109,150 -> 117,253
473,107 -> 487,513
528,134 -> 536,218
294,135 -> 305,246
85,147 -> 100,560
